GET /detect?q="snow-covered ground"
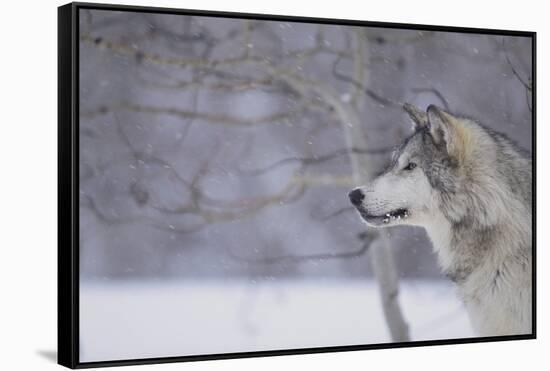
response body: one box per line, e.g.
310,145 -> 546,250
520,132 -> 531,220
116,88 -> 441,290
79,280 -> 474,362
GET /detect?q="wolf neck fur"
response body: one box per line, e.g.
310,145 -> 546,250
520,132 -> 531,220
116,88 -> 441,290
425,214 -> 473,281
424,197 -> 530,284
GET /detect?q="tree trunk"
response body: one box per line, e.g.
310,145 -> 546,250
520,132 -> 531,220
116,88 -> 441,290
342,30 -> 410,342
270,34 -> 410,340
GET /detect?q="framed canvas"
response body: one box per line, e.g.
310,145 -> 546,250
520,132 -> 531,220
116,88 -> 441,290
58,2 -> 536,368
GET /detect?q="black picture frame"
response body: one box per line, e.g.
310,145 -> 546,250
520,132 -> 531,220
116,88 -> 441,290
58,2 -> 537,368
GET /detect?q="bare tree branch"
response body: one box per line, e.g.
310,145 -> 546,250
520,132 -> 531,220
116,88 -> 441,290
504,50 -> 531,92
238,146 -> 393,176
82,101 -> 318,127
81,34 -> 268,68
228,230 -> 375,264
501,39 -> 532,112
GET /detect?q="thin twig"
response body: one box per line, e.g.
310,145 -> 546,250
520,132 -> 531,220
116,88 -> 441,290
331,56 -> 402,107
311,206 -> 355,221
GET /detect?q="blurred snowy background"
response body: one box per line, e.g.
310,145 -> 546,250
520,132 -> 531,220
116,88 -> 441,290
78,9 -> 532,362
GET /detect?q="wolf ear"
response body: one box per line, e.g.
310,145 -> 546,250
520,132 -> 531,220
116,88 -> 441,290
427,105 -> 471,160
403,103 -> 428,130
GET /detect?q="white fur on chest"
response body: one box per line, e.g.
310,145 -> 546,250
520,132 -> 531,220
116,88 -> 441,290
459,258 -> 531,336
423,216 -> 531,336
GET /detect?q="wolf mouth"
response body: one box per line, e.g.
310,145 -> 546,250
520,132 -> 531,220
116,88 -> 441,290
358,208 -> 410,225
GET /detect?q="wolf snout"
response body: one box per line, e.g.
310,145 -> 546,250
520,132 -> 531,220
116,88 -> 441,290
348,188 -> 364,207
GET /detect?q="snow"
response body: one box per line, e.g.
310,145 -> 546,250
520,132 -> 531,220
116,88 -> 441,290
79,279 -> 474,362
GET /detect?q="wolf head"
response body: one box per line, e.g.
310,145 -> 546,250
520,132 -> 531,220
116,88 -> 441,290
349,104 -> 504,229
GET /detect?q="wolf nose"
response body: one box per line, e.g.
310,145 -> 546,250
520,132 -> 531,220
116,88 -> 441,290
348,189 -> 364,206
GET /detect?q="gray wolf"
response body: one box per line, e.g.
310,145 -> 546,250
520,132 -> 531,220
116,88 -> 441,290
348,104 -> 532,336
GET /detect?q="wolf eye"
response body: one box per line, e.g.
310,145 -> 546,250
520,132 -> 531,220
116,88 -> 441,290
404,162 -> 417,171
